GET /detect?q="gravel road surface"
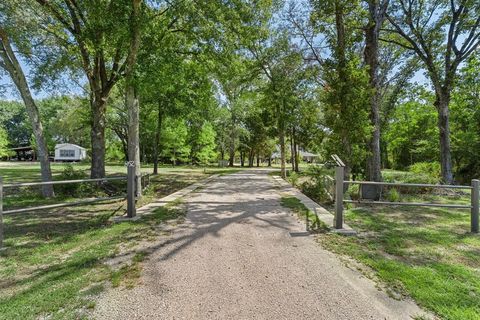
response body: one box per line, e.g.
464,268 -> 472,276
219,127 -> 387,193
93,170 -> 427,320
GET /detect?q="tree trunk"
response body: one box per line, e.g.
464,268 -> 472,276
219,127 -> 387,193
126,0 -> 142,196
293,139 -> 299,172
364,0 -> 387,183
435,94 -> 454,184
334,1 -> 354,180
279,128 -> 286,178
240,151 -> 244,167
153,103 -> 163,175
268,157 -> 271,167
256,152 -> 260,167
90,95 -> 107,179
290,132 -> 295,171
248,150 -> 254,167
228,141 -> 235,167
0,29 -> 54,197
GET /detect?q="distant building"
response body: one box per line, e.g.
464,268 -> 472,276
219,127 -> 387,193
299,150 -> 319,163
54,143 -> 87,162
270,149 -> 319,163
9,146 -> 36,161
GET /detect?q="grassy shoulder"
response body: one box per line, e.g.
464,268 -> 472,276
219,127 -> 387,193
316,199 -> 480,320
0,204 -> 186,319
280,196 -> 328,232
0,165 -> 228,319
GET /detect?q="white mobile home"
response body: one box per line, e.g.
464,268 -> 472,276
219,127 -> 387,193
54,143 -> 87,162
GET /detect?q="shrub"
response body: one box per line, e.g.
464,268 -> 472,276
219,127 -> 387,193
409,162 -> 441,182
299,165 -> 335,204
55,164 -> 92,196
386,188 -> 401,202
288,172 -> 300,187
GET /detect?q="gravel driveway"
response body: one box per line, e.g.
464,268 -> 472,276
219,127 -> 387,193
93,170 -> 427,319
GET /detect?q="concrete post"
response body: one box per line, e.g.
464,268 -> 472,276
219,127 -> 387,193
127,162 -> 136,218
471,179 -> 479,233
334,166 -> 344,229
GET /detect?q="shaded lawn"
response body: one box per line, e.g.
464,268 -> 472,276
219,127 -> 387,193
0,162 -> 245,183
316,198 -> 480,320
0,169 -> 214,319
0,162 -> 241,210
0,204 -> 185,319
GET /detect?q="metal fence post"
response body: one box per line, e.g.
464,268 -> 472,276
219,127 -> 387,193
334,166 -> 344,229
127,162 -> 136,218
471,179 -> 479,233
0,177 -> 4,249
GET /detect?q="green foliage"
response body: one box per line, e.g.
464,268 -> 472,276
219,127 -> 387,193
450,55 -> 480,182
55,164 -> 92,197
321,56 -> 371,176
409,162 -> 441,180
382,169 -> 439,185
385,87 -> 438,170
0,127 -> 12,157
190,122 -> 217,165
161,119 -> 190,165
298,165 -> 334,204
280,196 -> 328,232
287,171 -> 299,186
318,199 -> 480,319
386,188 -> 400,202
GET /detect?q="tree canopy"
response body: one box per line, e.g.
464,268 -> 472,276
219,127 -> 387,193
1,0 -> 479,184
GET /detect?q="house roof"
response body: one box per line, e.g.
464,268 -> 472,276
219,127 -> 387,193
10,146 -> 33,151
299,151 -> 318,157
271,151 -> 319,159
55,143 -> 86,150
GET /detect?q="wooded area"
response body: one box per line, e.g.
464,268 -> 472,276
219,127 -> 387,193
0,0 -> 479,191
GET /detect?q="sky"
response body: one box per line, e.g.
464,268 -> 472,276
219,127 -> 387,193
1,56 -> 431,103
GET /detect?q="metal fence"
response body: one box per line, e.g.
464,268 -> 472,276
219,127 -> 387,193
0,164 -> 151,248
331,162 -> 479,234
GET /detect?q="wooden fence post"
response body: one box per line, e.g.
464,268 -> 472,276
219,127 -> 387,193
471,179 -> 479,233
334,166 -> 344,229
127,162 -> 136,218
0,177 -> 4,249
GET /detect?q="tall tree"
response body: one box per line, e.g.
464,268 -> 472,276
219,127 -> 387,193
386,0 -> 480,183
311,0 -> 371,178
364,0 -> 389,182
0,27 -> 54,197
34,0 -> 136,178
125,0 -> 142,195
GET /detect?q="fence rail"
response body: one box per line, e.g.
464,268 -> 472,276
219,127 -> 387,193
0,167 -> 150,248
3,176 -> 127,188
332,164 -> 480,233
344,180 -> 472,190
3,196 -> 126,215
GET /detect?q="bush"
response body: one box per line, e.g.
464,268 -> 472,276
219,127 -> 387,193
288,172 -> 300,187
55,164 -> 92,196
409,162 -> 441,182
299,165 -> 334,204
386,188 -> 401,202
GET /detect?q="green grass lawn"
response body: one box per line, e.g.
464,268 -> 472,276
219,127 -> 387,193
316,197 -> 480,320
0,161 -> 242,183
280,166 -> 479,319
0,163 -> 238,319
